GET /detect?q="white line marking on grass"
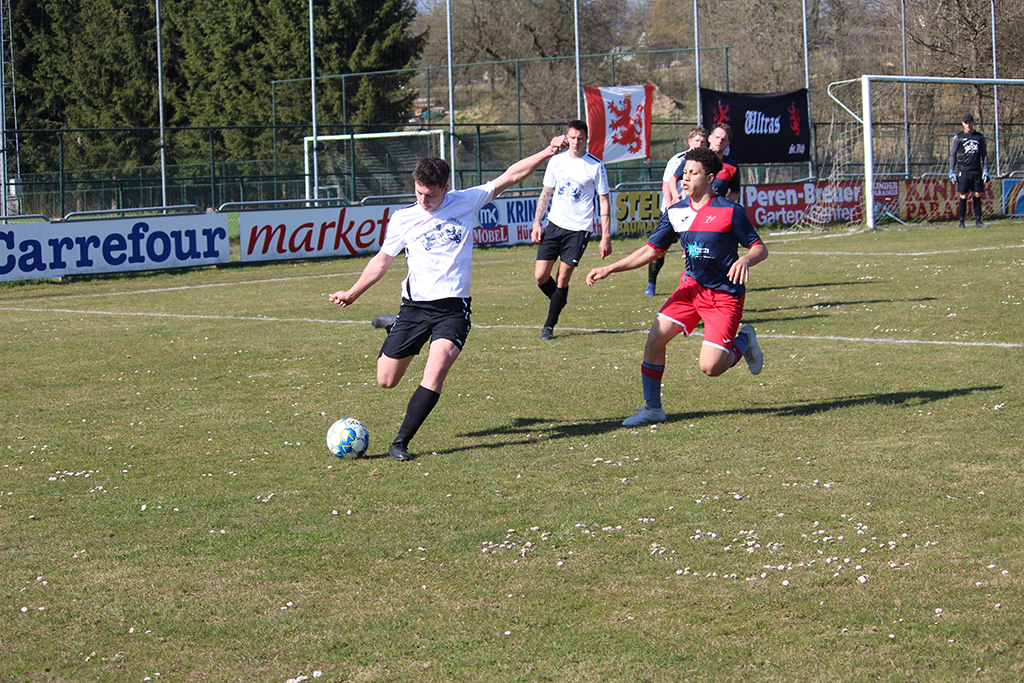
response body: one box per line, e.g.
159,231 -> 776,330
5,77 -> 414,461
771,243 -> 1024,257
2,307 -> 1020,348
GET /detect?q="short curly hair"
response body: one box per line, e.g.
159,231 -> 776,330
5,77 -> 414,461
684,146 -> 723,178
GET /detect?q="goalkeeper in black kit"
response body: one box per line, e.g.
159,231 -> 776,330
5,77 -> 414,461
948,113 -> 989,228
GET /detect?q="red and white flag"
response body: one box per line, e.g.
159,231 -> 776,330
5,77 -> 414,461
584,85 -> 653,164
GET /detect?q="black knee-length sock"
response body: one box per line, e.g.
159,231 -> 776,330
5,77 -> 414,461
544,286 -> 569,329
393,385 -> 441,447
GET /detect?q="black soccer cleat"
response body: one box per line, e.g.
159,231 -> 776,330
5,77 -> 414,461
540,326 -> 555,340
371,313 -> 398,332
389,443 -> 414,461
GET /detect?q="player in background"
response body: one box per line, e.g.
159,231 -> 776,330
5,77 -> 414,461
675,123 -> 740,202
647,126 -> 707,297
329,135 -> 569,461
586,146 -> 767,427
949,113 -> 989,228
531,120 -> 612,340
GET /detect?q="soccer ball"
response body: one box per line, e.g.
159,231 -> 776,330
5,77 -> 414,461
326,418 -> 369,459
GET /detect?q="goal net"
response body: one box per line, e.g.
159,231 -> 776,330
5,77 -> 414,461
303,129 -> 448,202
808,75 -> 1024,230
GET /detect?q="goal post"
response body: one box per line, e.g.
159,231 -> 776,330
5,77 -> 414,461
823,74 -> 1024,229
303,129 -> 448,202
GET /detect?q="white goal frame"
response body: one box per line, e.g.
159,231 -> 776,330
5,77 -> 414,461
303,129 -> 448,201
828,74 -> 1024,229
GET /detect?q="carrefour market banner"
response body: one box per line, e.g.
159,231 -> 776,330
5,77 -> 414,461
700,87 -> 811,164
239,195 -> 558,261
1,213 -> 229,282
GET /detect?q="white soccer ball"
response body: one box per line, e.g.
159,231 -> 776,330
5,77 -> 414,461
326,418 -> 369,459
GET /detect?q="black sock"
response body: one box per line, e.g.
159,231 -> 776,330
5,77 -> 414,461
973,197 -> 982,220
958,198 -> 967,221
544,286 -> 569,329
393,385 -> 441,447
648,256 -> 664,285
539,277 -> 556,299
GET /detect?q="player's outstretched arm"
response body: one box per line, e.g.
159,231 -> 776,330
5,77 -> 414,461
586,244 -> 663,286
328,250 -> 396,308
492,136 -> 568,198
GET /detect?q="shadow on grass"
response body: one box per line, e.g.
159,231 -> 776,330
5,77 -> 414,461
438,384 -> 1001,455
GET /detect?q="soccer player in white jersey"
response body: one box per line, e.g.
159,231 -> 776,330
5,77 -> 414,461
647,126 -> 707,296
531,120 -> 612,340
586,146 -> 768,427
329,136 -> 568,461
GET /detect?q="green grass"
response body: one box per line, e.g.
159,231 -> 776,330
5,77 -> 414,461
2,219 -> 1023,682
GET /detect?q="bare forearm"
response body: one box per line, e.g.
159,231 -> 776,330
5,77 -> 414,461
534,187 -> 554,225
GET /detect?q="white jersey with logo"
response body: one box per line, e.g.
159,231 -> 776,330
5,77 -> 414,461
542,152 -> 610,232
660,151 -> 687,212
381,181 -> 495,301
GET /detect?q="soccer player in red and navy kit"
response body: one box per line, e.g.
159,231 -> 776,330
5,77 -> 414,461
586,146 -> 768,427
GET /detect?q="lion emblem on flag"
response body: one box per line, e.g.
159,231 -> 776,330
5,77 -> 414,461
607,94 -> 646,154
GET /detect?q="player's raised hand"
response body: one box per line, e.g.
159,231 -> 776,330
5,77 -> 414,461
550,135 -> 569,154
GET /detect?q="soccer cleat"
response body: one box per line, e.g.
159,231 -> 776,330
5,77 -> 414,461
645,283 -> 656,297
371,313 -> 398,332
622,407 -> 667,427
738,323 -> 763,375
540,326 -> 555,340
975,219 -> 987,228
389,443 -> 414,461
957,220 -> 966,229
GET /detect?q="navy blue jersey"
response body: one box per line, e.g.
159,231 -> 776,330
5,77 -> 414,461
647,195 -> 762,298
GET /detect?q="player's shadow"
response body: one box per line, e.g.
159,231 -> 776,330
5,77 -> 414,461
438,384 -> 1000,455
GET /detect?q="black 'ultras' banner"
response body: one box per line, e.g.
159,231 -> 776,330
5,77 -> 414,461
699,88 -> 811,164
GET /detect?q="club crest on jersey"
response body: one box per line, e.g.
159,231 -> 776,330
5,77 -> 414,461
421,221 -> 464,251
556,181 -> 584,202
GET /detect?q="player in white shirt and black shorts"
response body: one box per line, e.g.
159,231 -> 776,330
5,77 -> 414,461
329,136 -> 568,461
531,120 -> 612,340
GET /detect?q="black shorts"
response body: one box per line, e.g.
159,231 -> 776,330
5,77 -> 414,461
536,223 -> 590,267
956,171 -> 985,195
380,297 -> 472,359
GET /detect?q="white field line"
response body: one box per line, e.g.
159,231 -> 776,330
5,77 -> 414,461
1,306 -> 1020,349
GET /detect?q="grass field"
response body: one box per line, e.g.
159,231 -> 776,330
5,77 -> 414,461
1,220 -> 1023,682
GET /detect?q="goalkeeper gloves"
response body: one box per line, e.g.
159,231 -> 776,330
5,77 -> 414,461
983,169 -> 989,182
948,170 -> 956,183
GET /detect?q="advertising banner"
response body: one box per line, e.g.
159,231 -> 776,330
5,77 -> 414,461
1003,178 -> 1024,216
239,205 -> 394,262
899,179 -> 999,221
0,214 -> 229,282
238,195 -> 596,262
700,88 -> 811,164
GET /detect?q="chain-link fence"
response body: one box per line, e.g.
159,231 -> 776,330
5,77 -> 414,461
7,49 -> 1024,219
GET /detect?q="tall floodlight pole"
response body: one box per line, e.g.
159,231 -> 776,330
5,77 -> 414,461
802,0 -> 811,177
693,0 -> 701,127
309,0 -> 319,202
156,0 -> 168,210
991,0 -> 1000,176
901,0 -> 910,178
0,0 -> 7,219
574,0 -> 582,118
446,0 -> 455,176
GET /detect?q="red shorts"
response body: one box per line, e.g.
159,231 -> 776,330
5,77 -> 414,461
657,275 -> 745,352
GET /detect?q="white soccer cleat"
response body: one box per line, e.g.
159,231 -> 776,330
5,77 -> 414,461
622,407 -> 667,427
739,323 -> 763,375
